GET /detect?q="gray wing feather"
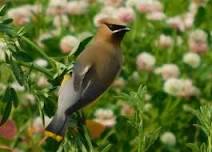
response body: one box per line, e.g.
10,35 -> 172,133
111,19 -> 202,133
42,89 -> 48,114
57,62 -> 91,114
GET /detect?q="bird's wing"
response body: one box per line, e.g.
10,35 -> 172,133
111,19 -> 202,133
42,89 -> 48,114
57,62 -> 92,114
65,63 -> 107,114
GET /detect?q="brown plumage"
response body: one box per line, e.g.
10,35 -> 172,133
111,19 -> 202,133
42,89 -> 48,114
45,18 -> 130,140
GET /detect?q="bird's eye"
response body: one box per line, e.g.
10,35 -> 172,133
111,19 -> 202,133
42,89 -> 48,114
106,24 -> 126,31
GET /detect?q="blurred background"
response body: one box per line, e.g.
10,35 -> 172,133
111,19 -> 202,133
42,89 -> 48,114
0,0 -> 211,151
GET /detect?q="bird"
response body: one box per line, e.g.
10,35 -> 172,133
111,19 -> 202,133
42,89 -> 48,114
45,18 -> 130,141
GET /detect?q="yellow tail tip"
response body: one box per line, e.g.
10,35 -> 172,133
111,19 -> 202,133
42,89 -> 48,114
44,131 -> 63,142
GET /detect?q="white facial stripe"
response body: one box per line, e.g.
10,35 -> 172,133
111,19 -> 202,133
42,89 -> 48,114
112,27 -> 130,34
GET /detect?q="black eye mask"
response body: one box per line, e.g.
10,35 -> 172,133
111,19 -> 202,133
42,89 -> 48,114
106,24 -> 126,31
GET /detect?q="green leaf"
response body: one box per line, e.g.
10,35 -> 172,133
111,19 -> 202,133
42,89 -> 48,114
0,100 -> 12,126
2,87 -> 18,107
0,5 -> 7,16
13,51 -> 33,62
2,87 -> 13,103
101,144 -> 112,152
2,18 -> 13,24
11,88 -> 19,107
44,98 -> 56,117
0,23 -> 15,36
73,36 -> 92,57
10,59 -> 25,86
186,143 -> 200,152
0,87 -> 14,126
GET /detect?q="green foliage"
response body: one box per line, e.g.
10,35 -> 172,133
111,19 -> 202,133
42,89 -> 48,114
187,104 -> 212,152
0,0 -> 211,152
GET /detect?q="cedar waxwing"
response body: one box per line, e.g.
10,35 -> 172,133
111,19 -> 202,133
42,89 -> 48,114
45,18 -> 130,141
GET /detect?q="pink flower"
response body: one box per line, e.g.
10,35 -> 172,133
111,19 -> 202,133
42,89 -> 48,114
179,79 -> 200,98
155,64 -> 180,80
188,29 -> 208,54
7,5 -> 35,26
146,11 -> 166,21
157,34 -> 173,48
136,52 -> 156,71
66,1 -> 88,15
0,120 -> 17,140
138,1 -> 163,13
115,7 -> 135,23
167,16 -> 185,31
120,103 -> 134,117
60,35 -> 80,53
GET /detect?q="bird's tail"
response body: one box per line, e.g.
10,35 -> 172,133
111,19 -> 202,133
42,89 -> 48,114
45,113 -> 68,142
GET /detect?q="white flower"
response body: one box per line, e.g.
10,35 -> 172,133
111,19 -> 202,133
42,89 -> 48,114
155,64 -> 180,80
11,82 -> 25,92
34,58 -> 48,67
66,1 -> 88,15
136,52 -> 156,71
183,52 -> 200,68
93,13 -> 111,27
93,7 -> 117,27
37,76 -> 49,88
53,15 -> 69,28
101,6 -> 117,16
32,116 -> 51,133
94,108 -> 116,127
47,0 -> 67,15
24,93 -> 36,105
100,0 -> 122,7
0,41 -> 7,61
163,78 -> 183,96
126,0 -> 140,7
60,35 -> 80,54
183,12 -> 194,29
0,83 -> 6,92
164,78 -> 200,97
112,78 -> 126,88
160,131 -> 176,146
143,103 -> 153,111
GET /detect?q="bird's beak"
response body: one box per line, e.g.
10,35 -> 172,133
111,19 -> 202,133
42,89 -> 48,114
112,27 -> 130,34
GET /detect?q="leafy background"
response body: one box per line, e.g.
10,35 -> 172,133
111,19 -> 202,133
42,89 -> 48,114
0,0 -> 212,152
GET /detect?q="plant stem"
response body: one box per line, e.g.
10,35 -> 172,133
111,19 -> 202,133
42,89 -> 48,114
21,36 -> 56,67
16,61 -> 53,79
